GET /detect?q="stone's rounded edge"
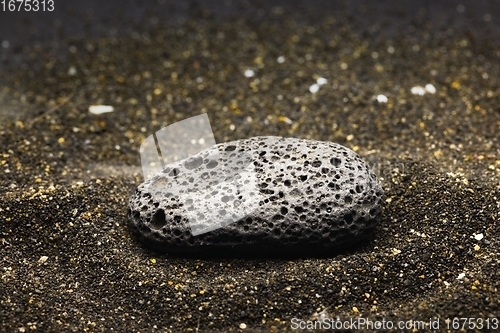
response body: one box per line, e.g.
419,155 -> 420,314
127,205 -> 380,256
127,136 -> 385,255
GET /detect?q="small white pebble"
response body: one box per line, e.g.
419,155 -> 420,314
239,323 -> 247,329
38,256 -> 48,263
474,233 -> 484,241
68,66 -> 77,76
457,273 -> 465,280
244,69 -> 254,78
376,94 -> 388,103
229,124 -> 235,131
277,56 -> 285,63
89,105 -> 114,114
309,84 -> 320,94
387,46 -> 395,54
425,83 -> 436,94
1,40 -> 10,48
316,77 -> 327,86
411,86 -> 426,96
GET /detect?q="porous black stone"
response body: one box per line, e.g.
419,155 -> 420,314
128,136 -> 384,255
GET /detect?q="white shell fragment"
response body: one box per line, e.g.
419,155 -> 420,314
425,83 -> 436,94
244,69 -> 255,78
376,94 -> 388,103
474,233 -> 484,241
316,77 -> 327,86
411,84 -> 436,96
309,84 -> 320,94
411,86 -> 426,96
89,105 -> 114,115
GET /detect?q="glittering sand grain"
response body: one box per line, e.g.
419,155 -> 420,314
1,1 -> 500,332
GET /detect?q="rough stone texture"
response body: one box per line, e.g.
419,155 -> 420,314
128,136 -> 384,255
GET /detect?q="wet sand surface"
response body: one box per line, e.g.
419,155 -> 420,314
1,1 -> 500,332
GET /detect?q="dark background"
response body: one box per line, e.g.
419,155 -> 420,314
1,0 -> 499,64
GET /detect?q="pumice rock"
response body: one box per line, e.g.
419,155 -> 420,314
128,136 -> 384,255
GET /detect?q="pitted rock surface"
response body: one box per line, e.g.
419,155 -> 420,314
128,136 -> 384,255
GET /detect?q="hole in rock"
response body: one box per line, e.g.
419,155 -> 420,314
330,157 -> 342,167
150,209 -> 166,229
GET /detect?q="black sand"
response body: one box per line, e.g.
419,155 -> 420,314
1,1 -> 499,332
